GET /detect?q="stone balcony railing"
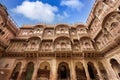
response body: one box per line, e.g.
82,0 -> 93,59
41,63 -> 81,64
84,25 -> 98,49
24,48 -> 39,52
81,47 -> 95,52
55,48 -> 72,51
55,33 -> 70,37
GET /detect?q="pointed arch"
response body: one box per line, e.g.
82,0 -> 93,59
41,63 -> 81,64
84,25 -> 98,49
25,62 -> 34,80
110,58 -> 120,77
10,62 -> 22,80
87,62 -> 99,80
75,62 -> 86,80
98,61 -> 109,80
37,61 -> 50,80
58,62 -> 70,80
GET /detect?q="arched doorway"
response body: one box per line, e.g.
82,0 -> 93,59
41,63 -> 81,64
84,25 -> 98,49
87,62 -> 99,80
110,58 -> 120,77
75,62 -> 86,80
24,62 -> 34,80
37,62 -> 50,80
58,62 -> 70,80
98,62 -> 108,80
10,62 -> 22,80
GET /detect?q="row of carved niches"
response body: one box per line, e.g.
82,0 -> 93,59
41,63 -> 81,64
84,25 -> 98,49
21,27 -> 43,37
6,38 -> 95,52
77,26 -> 87,35
25,37 -> 40,51
55,26 -> 69,35
94,2 -> 109,20
104,12 -> 120,38
0,16 -> 15,45
7,41 -> 25,52
103,0 -> 119,7
95,30 -> 112,50
93,12 -> 120,51
0,13 -> 7,27
94,0 -> 119,21
41,41 -> 53,51
20,25 -> 88,37
73,40 -> 80,51
90,18 -> 101,37
54,37 -> 71,51
43,28 -> 54,37
0,15 -> 5,35
80,37 -> 94,51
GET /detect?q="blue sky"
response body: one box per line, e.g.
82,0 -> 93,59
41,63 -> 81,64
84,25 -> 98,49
0,0 -> 95,27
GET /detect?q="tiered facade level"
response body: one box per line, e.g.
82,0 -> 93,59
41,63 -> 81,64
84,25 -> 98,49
0,0 -> 120,80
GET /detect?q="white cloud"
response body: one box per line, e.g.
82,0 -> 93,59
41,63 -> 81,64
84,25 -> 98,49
60,0 -> 84,11
12,0 -> 58,23
57,11 -> 69,21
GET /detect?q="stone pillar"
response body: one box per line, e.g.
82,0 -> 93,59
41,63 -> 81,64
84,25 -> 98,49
70,60 -> 76,80
94,62 -> 103,80
50,59 -> 57,80
103,59 -> 119,80
31,64 -> 39,80
83,60 -> 90,80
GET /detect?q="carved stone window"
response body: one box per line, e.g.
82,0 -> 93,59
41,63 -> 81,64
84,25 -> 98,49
109,0 -> 116,3
1,31 -> 5,35
108,17 -> 113,22
34,29 -> 39,34
80,29 -> 84,31
110,22 -> 119,30
111,14 -> 117,18
71,31 -> 75,35
36,29 -> 40,33
22,32 -> 28,35
29,30 -> 33,35
75,45 -> 78,49
4,64 -> 9,68
32,42 -> 35,45
96,41 -> 101,45
74,44 -> 79,50
0,22 -> 5,27
103,12 -> 120,34
90,28 -> 93,32
47,30 -> 52,35
61,28 -> 65,33
31,42 -> 36,48
103,34 -> 109,43
56,42 -> 60,49
61,42 -> 66,49
0,29 -> 5,36
78,28 -> 86,34
23,43 -> 27,47
85,42 -> 90,46
117,17 -> 120,22
104,0 -> 117,4
98,9 -> 102,14
45,44 -> 50,50
94,2 -> 105,18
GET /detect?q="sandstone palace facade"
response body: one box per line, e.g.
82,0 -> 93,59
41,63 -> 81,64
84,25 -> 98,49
0,0 -> 120,80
